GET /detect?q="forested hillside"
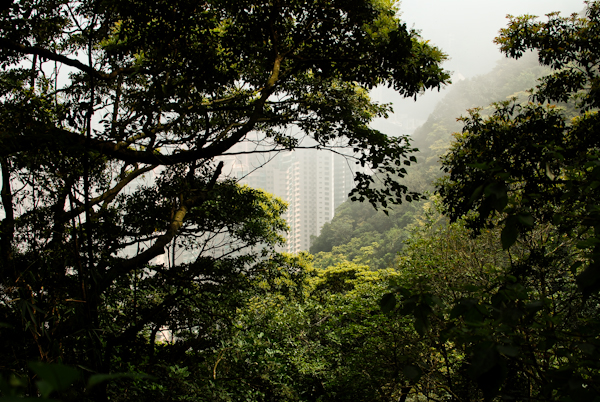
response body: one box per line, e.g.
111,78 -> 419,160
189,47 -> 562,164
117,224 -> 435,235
0,0 -> 450,400
310,52 -> 548,269
239,5 -> 600,400
2,1 -> 600,401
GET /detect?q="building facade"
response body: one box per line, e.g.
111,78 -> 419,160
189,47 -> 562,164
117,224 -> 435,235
221,146 -> 357,253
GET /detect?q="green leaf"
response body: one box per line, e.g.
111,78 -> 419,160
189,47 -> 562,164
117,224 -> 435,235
28,362 -> 81,397
0,376 -> 14,396
576,263 -> 600,296
524,300 -> 545,313
552,213 -> 563,225
577,343 -> 596,355
36,380 -> 55,399
496,172 -> 511,180
397,287 -> 413,298
402,365 -> 422,381
413,304 -> 432,335
469,184 -> 484,204
484,182 -> 507,200
501,217 -> 519,250
576,238 -> 600,249
468,162 -> 490,170
414,316 -> 427,336
516,212 -> 534,227
87,372 -> 154,389
450,298 -> 476,319
379,293 -> 396,315
570,261 -> 584,275
463,284 -> 483,292
468,343 -> 498,378
497,345 -> 520,357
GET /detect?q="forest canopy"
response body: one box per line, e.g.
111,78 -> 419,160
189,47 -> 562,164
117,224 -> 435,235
4,0 -> 599,401
0,0 -> 449,400
311,2 -> 600,400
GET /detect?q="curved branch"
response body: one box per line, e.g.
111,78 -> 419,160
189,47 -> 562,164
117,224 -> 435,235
0,38 -> 136,80
99,162 -> 224,292
63,164 -> 157,221
2,50 -> 284,166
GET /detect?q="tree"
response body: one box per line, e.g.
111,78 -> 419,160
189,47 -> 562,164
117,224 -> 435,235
0,0 -> 449,399
207,260 -> 432,402
389,201 -> 516,401
309,53 -> 550,270
439,1 -> 600,294
431,1 -> 600,399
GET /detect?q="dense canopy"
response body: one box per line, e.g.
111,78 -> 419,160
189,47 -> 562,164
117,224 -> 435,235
0,0 -> 449,400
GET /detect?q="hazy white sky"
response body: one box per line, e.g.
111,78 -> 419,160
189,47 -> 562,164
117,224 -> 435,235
372,0 -> 585,134
400,0 -> 584,78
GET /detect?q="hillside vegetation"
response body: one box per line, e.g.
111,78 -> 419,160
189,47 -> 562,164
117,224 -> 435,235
2,1 -> 599,401
311,52 -> 549,270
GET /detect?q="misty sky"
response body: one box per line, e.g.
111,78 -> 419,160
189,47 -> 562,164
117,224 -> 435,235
401,0 -> 583,78
372,0 -> 585,134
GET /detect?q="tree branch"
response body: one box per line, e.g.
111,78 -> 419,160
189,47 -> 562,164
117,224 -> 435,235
63,165 -> 156,221
0,158 -> 14,268
0,38 -> 136,80
99,162 -> 224,292
1,53 -> 284,165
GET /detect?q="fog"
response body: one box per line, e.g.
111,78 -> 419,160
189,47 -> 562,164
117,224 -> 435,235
372,0 -> 585,135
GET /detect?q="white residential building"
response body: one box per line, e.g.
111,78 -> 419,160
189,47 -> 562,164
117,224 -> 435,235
223,147 -> 356,253
283,150 -> 332,253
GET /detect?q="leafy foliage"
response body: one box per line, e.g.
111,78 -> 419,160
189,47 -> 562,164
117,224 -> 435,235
411,2 -> 600,399
311,53 -> 550,270
0,0 -> 449,400
198,259 -> 440,402
439,1 -> 600,294
310,198 -> 420,269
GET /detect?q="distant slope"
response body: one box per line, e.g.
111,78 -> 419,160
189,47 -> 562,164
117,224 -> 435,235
412,52 -> 548,168
310,53 -> 548,270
